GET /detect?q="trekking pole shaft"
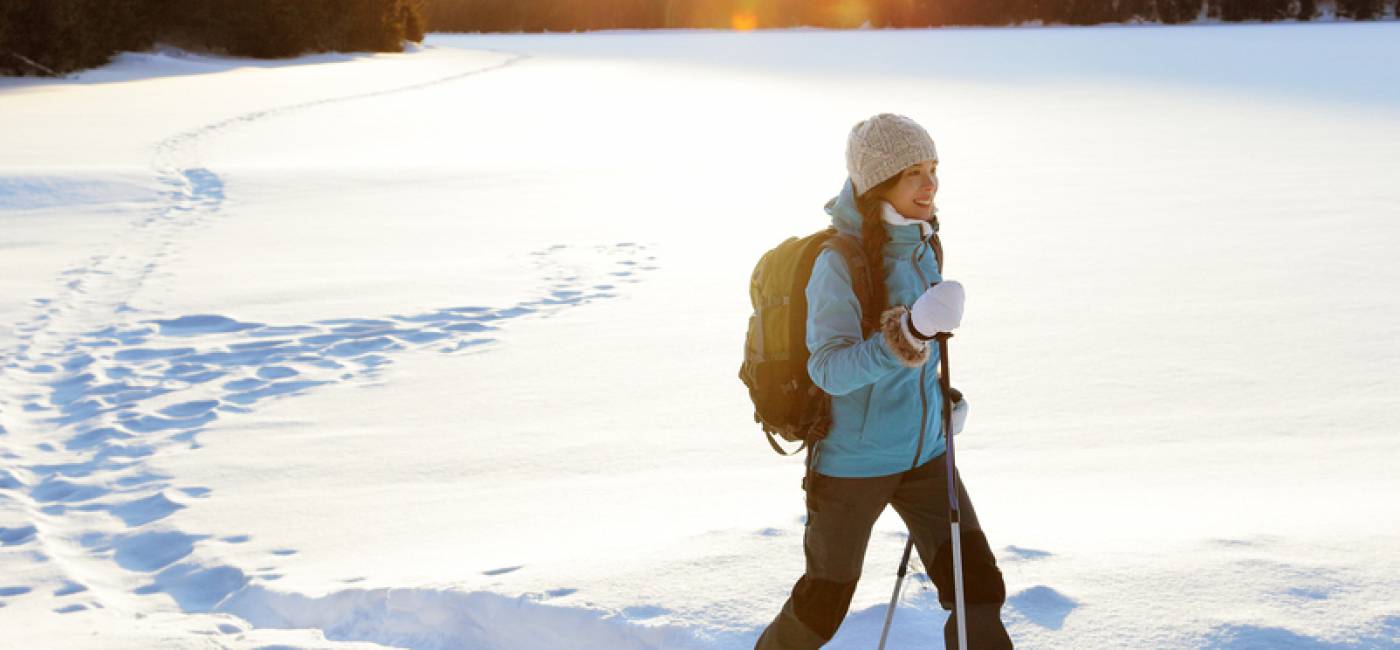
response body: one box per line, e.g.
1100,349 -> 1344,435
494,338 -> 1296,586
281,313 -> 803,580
877,537 -> 914,650
951,519 -> 968,650
937,334 -> 968,650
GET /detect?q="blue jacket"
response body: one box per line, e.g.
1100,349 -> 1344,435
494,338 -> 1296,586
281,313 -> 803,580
806,178 -> 945,477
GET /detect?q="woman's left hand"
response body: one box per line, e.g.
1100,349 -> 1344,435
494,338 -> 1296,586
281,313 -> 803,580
951,396 -> 969,435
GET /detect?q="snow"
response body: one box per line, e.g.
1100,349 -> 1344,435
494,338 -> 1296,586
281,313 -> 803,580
3,21 -> 1399,649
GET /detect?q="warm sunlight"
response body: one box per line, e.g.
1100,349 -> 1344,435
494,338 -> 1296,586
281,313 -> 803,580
731,10 -> 758,30
832,0 -> 872,27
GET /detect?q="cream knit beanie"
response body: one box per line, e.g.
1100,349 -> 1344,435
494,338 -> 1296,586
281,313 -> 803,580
845,113 -> 939,196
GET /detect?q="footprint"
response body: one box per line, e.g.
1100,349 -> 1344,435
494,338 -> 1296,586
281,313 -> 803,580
259,364 -> 299,381
225,380 -> 329,405
324,337 -> 397,358
394,330 -> 449,344
0,470 -> 25,489
134,563 -> 247,611
443,322 -> 494,333
151,315 -> 259,337
1284,586 -> 1331,600
31,477 -> 105,503
54,581 -> 88,596
114,347 -> 196,362
110,492 -> 185,527
0,526 -> 38,546
223,378 -> 265,392
158,400 -> 219,418
117,411 -> 217,434
114,531 -> 202,572
1003,545 -> 1053,561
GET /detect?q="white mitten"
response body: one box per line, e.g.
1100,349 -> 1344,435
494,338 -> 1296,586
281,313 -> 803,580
950,396 -> 969,435
909,280 -> 965,338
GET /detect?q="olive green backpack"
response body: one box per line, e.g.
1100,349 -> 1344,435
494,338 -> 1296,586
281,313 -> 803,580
739,227 -> 877,456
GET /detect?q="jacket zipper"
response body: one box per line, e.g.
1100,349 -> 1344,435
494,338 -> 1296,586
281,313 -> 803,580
912,363 -> 928,471
909,231 -> 934,471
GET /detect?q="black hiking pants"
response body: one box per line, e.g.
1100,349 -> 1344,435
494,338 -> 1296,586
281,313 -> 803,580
754,455 -> 1013,649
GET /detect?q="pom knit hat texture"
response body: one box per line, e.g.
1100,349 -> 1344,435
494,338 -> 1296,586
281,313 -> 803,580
845,113 -> 939,196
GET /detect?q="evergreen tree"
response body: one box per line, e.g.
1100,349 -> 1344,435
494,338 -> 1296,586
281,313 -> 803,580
1157,0 -> 1205,23
1336,0 -> 1384,18
1,0 -> 118,75
403,1 -> 427,41
1112,0 -> 1159,22
0,5 -> 12,70
1219,0 -> 1292,20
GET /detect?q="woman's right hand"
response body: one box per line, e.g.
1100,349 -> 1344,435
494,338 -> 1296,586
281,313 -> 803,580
909,280 -> 964,337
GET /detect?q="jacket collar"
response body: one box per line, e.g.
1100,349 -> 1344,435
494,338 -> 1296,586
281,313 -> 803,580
880,200 -> 934,240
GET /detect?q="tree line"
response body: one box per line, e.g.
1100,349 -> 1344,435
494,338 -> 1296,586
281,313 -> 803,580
4,0 -> 1393,76
420,0 -> 1396,31
1,0 -> 425,76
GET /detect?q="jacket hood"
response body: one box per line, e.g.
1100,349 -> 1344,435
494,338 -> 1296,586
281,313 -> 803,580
824,177 -> 864,237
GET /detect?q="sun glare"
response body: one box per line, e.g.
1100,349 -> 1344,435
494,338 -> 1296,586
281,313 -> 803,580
833,0 -> 872,27
732,11 -> 758,31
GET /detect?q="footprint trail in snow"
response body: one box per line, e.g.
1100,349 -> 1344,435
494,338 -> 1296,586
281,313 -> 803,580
0,50 -> 663,629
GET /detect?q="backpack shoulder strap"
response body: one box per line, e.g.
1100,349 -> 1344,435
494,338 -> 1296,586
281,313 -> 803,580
821,231 -> 878,337
929,216 -> 945,274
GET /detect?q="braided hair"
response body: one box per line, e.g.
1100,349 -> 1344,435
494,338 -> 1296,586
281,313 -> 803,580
852,174 -> 903,315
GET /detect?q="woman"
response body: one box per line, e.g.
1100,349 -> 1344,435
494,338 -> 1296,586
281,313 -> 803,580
755,114 -> 1013,649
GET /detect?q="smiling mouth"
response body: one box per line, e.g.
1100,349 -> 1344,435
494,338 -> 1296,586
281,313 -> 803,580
914,198 -> 932,207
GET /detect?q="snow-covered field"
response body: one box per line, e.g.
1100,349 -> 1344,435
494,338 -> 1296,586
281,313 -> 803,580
2,22 -> 1399,649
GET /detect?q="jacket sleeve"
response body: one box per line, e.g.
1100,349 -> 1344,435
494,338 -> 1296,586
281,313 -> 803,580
805,248 -> 911,396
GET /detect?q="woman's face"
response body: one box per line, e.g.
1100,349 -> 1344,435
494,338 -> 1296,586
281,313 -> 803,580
882,159 -> 939,221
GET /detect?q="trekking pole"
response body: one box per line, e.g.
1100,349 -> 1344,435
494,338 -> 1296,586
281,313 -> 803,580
876,537 -> 913,650
936,331 -> 969,650
877,331 -> 963,650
